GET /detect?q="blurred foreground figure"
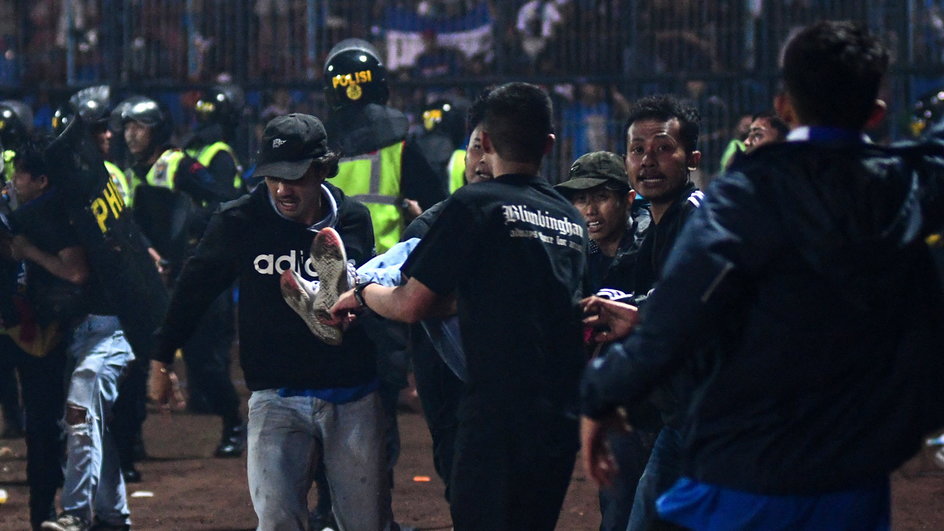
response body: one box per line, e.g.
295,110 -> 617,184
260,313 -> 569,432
581,20 -> 944,530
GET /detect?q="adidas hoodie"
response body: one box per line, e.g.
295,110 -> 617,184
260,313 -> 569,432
155,182 -> 378,391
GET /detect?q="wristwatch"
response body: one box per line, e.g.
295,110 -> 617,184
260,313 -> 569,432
354,280 -> 376,310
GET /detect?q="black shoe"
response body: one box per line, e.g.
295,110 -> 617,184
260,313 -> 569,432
132,437 -> 147,462
186,393 -> 214,414
121,466 -> 142,483
90,517 -> 130,531
214,421 -> 246,458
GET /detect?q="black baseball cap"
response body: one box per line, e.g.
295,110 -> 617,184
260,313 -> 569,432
255,113 -> 329,180
555,151 -> 631,194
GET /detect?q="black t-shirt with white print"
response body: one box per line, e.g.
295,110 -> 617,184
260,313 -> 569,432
402,174 -> 587,430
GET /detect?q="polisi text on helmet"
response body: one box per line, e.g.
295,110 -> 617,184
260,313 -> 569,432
332,69 -> 373,89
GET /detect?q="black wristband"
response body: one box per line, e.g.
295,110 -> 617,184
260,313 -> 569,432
354,280 -> 376,310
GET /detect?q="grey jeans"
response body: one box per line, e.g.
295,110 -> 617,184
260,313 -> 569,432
246,389 -> 391,531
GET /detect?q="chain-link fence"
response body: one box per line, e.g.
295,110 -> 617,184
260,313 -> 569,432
1,0 -> 943,182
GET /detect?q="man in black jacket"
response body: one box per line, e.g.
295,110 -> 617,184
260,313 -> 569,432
581,95 -> 704,531
581,21 -> 944,529
149,114 -> 390,530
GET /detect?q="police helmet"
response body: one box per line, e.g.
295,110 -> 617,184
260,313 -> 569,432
51,106 -> 74,136
110,95 -> 172,146
0,100 -> 33,148
195,84 -> 245,128
910,89 -> 944,138
422,97 -> 470,146
323,38 -> 389,109
53,85 -> 112,135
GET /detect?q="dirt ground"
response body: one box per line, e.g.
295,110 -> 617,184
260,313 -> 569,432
0,368 -> 943,530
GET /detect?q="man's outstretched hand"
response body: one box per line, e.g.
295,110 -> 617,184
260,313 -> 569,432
148,360 -> 186,414
581,296 -> 640,343
325,288 -> 361,328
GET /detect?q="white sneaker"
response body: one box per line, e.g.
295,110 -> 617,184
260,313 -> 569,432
279,227 -> 349,345
41,513 -> 90,531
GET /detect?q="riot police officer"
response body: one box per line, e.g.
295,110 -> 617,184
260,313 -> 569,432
911,89 -> 944,288
415,97 -> 470,195
323,38 -> 445,253
53,86 -> 132,204
111,96 -> 245,476
184,84 -> 245,193
0,100 -> 33,184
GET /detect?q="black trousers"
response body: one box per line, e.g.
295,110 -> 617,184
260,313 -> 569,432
0,359 -> 22,432
411,329 -> 462,500
112,287 -> 240,471
181,288 -> 239,424
448,409 -> 576,531
0,335 -> 66,530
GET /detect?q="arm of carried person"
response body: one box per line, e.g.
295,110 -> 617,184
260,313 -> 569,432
329,276 -> 454,326
12,236 -> 88,285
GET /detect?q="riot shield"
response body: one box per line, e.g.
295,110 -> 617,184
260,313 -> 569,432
131,183 -> 197,271
44,116 -> 168,358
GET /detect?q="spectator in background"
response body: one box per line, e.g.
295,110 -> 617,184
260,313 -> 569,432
744,110 -> 789,152
561,83 -> 620,166
516,0 -> 568,68
412,29 -> 464,81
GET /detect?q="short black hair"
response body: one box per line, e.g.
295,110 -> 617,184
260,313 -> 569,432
14,135 -> 51,179
466,86 -> 492,136
482,82 -> 553,165
752,110 -> 790,138
623,95 -> 700,154
782,21 -> 889,130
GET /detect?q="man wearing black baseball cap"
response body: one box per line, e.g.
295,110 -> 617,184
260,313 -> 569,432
150,113 -> 391,530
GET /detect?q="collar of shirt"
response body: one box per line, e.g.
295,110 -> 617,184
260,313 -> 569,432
267,183 -> 338,232
787,126 -> 871,144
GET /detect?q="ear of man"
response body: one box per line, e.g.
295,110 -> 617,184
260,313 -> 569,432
543,133 -> 555,156
864,99 -> 887,131
774,92 -> 798,129
686,151 -> 702,171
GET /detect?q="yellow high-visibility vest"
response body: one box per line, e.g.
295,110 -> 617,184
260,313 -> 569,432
447,148 -> 467,194
104,160 -> 132,206
186,141 -> 243,190
3,150 -> 14,183
129,149 -> 186,192
331,142 -> 403,253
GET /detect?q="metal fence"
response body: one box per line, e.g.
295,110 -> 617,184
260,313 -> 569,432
1,0 -> 943,182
